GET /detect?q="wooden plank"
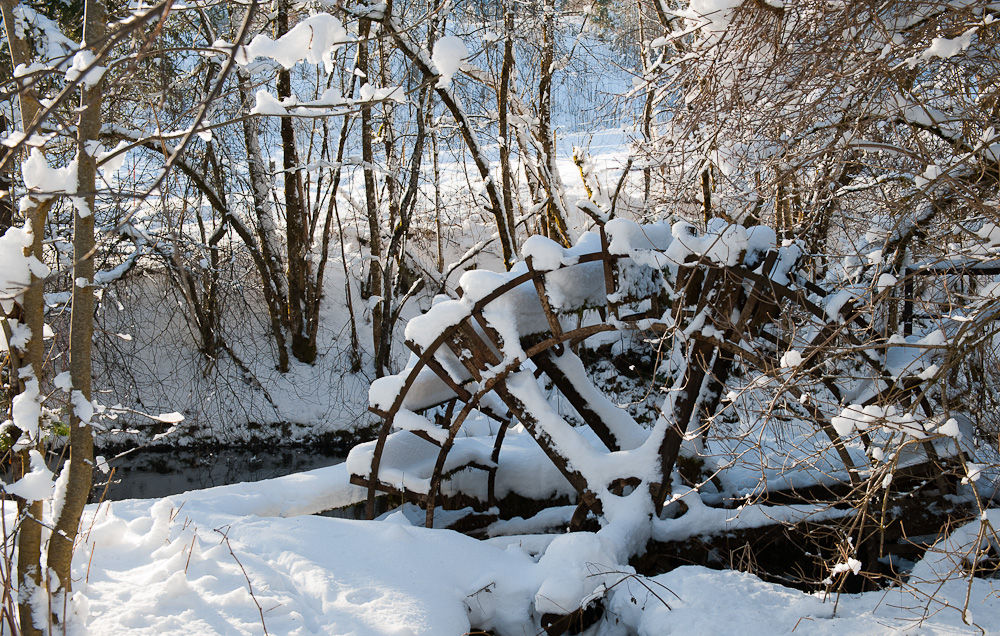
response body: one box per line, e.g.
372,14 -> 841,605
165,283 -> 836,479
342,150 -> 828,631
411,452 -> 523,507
902,271 -> 914,336
492,382 -> 605,516
527,258 -> 564,340
651,336 -> 716,512
424,324 -> 617,526
531,349 -> 620,452
406,340 -> 474,403
599,226 -> 620,319
730,250 -> 777,339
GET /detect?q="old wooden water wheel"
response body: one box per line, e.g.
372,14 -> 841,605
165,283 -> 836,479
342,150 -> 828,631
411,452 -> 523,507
347,218 -> 966,546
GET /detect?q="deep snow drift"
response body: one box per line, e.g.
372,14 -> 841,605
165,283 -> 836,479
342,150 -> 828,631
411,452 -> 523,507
31,465 -> 998,635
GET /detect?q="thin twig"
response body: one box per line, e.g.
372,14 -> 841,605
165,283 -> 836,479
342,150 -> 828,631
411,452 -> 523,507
214,526 -> 269,635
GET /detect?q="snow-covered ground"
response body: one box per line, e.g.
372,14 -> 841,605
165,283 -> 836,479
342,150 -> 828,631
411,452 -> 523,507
51,466 -> 1000,634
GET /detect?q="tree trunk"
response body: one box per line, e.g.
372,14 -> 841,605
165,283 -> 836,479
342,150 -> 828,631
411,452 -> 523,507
277,2 -> 316,365
237,70 -> 292,372
0,0 -> 49,631
498,9 -> 517,250
358,17 -> 386,376
0,115 -> 12,232
701,167 -> 712,223
431,128 -> 444,272
46,0 -> 105,622
538,0 -> 570,246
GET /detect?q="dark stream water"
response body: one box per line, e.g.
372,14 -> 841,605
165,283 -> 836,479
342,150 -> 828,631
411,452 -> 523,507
94,447 -> 345,502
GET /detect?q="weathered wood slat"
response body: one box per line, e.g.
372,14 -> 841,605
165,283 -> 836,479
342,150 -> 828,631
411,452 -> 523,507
531,349 -> 621,452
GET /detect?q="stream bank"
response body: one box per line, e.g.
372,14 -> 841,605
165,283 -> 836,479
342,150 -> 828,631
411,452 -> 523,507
92,444 -> 348,502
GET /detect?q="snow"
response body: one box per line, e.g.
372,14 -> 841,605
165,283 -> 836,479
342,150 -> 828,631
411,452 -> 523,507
522,234 -> 569,271
884,330 -> 941,379
91,455 -> 114,479
31,470 -> 1000,635
703,221 -> 749,266
11,375 -> 42,446
368,375 -> 408,413
875,272 -> 897,292
605,560 -> 1000,635
236,14 -> 348,72
831,403 -> 935,439
823,289 -> 853,323
830,558 -> 862,576
94,141 -> 128,175
662,220 -> 750,268
915,163 -> 943,189
403,297 -> 471,350
50,458 -> 71,521
746,225 -> 777,262
780,349 -> 803,368
357,83 -> 405,103
964,463 -> 985,483
71,499 -> 536,635
769,241 -> 802,286
939,418 -> 961,438
3,449 -> 54,502
685,0 -> 744,35
431,35 -> 469,88
0,223 -> 34,312
651,488 -> 853,543
394,408 -> 448,444
154,412 -> 185,424
915,27 -> 978,63
486,506 -> 576,537
922,328 -> 947,347
64,49 -> 106,88
605,218 -> 672,253
249,89 -> 289,116
533,532 -> 617,615
22,149 -> 78,197
54,370 -> 72,391
72,389 -> 94,424
2,320 -> 27,352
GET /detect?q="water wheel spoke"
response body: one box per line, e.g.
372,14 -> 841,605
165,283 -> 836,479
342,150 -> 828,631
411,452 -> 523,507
493,380 -> 605,516
531,349 -> 620,452
652,335 -> 717,511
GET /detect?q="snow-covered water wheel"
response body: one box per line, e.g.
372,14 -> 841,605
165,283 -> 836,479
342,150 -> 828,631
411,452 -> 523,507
349,220 -> 953,532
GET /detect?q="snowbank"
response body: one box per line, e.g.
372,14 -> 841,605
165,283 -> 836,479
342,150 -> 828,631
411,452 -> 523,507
29,464 -> 992,635
60,488 -> 1000,635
